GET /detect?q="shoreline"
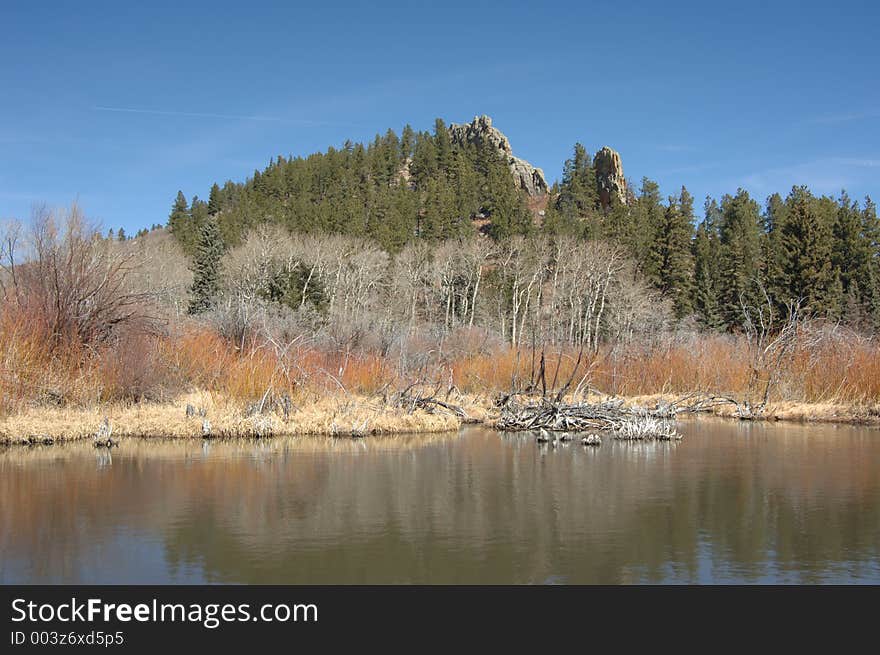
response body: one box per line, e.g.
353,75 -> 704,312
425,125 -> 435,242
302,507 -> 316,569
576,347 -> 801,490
0,391 -> 478,446
618,394 -> 880,427
2,391 -> 879,447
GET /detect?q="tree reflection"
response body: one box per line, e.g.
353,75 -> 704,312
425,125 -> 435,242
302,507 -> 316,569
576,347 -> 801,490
1,423 -> 879,583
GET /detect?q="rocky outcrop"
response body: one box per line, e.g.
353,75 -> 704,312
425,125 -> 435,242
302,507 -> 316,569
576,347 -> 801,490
394,156 -> 413,188
509,157 -> 549,197
448,115 -> 548,196
593,146 -> 627,209
448,115 -> 511,156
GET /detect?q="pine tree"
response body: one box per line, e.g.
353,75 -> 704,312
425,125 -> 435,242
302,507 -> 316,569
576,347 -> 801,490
778,186 -> 841,317
636,178 -> 665,286
117,227 -> 126,241
692,197 -> 724,329
252,169 -> 266,195
207,183 -> 222,215
433,118 -> 453,175
188,219 -> 224,314
861,197 -> 880,327
168,191 -> 195,253
652,187 -> 695,318
762,192 -> 788,309
410,132 -> 438,190
833,192 -> 863,318
602,187 -> 636,247
718,189 -> 764,325
451,149 -> 480,222
389,185 -> 420,250
556,143 -> 600,235
419,177 -> 459,240
263,265 -> 327,312
400,124 -> 415,160
480,143 -> 530,240
830,191 -> 880,328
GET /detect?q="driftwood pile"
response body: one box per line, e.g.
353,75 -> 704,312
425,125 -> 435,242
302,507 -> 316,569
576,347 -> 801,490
497,398 -> 684,441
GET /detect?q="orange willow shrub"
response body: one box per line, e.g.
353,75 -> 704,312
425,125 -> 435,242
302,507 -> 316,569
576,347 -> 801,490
158,328 -> 285,399
294,349 -> 397,394
0,311 -> 50,413
97,330 -> 182,402
449,338 -> 749,397
159,327 -> 398,400
450,347 -> 595,393
0,316 -> 400,413
4,314 -> 880,414
792,334 -> 880,403
0,309 -> 105,413
450,333 -> 880,404
594,337 -> 752,396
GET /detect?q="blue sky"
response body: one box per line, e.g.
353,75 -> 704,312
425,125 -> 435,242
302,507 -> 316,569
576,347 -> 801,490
1,1 -> 878,232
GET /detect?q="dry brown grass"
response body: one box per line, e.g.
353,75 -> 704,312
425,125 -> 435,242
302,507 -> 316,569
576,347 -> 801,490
3,365 -> 878,446
0,390 -> 461,444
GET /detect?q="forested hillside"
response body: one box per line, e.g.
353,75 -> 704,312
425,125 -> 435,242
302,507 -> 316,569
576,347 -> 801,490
168,116 -> 880,332
169,117 -> 533,255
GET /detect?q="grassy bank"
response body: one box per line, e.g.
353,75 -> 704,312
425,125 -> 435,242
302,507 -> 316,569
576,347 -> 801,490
2,388 -> 879,447
5,321 -> 880,445
0,391 -> 481,444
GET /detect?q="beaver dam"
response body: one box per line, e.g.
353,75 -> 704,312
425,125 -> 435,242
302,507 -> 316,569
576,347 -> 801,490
495,394 -> 744,445
495,397 -> 705,442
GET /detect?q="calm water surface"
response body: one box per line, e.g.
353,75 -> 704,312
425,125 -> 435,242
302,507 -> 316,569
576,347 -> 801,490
2,420 -> 879,584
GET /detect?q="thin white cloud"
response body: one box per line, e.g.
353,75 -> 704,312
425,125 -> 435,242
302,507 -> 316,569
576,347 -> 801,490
93,105 -> 329,126
802,111 -> 880,125
831,157 -> 880,168
736,156 -> 879,196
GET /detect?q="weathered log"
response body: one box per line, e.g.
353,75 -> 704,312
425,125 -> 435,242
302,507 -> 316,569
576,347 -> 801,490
391,384 -> 468,419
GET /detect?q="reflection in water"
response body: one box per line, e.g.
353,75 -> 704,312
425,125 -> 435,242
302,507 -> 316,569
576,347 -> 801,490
1,422 -> 879,583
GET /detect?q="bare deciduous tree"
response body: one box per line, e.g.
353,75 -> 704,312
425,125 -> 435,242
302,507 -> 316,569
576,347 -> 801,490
738,288 -> 804,417
1,204 -> 157,351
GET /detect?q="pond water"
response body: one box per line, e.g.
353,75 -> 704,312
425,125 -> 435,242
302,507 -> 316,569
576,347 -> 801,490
2,420 -> 879,584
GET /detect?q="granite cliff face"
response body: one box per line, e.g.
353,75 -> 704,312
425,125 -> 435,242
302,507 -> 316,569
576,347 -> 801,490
593,146 -> 627,209
448,115 -> 549,196
401,115 -> 625,206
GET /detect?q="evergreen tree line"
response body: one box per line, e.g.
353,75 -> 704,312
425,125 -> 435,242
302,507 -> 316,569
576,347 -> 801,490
541,148 -> 880,331
169,118 -> 531,259
170,122 -> 879,333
